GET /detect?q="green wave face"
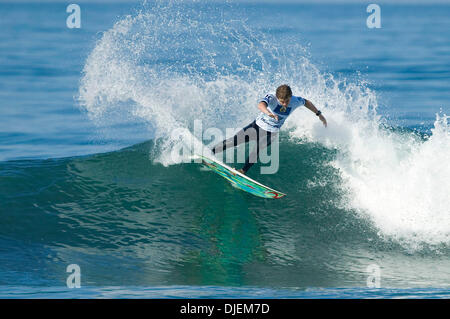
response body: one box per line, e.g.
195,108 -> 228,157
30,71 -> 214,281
1,137 -> 450,288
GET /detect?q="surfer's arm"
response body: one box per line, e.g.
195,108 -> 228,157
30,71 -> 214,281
305,99 -> 327,127
258,101 -> 279,121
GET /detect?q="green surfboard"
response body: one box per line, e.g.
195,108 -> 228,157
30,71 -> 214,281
195,154 -> 286,199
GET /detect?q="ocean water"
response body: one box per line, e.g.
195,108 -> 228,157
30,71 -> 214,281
0,0 -> 449,299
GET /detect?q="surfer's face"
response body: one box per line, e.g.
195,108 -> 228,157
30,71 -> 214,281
278,97 -> 291,108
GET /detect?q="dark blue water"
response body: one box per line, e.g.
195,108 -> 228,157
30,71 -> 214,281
0,1 -> 449,298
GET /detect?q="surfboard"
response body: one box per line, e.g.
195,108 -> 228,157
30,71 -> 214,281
194,154 -> 286,199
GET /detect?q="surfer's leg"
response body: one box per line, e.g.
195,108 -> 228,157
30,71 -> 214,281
241,128 -> 276,173
211,121 -> 257,154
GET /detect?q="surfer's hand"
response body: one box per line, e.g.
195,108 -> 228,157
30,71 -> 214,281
269,113 -> 279,121
319,114 -> 327,127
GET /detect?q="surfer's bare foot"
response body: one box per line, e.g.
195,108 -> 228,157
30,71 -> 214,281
231,168 -> 245,176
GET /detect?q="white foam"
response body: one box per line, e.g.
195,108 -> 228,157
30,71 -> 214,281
290,102 -> 450,249
78,4 -> 276,166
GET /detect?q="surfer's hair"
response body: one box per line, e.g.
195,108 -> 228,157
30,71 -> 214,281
276,85 -> 292,99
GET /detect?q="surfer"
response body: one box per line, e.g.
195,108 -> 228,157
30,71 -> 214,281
211,84 -> 327,175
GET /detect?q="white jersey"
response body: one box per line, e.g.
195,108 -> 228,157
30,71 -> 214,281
255,94 -> 306,132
